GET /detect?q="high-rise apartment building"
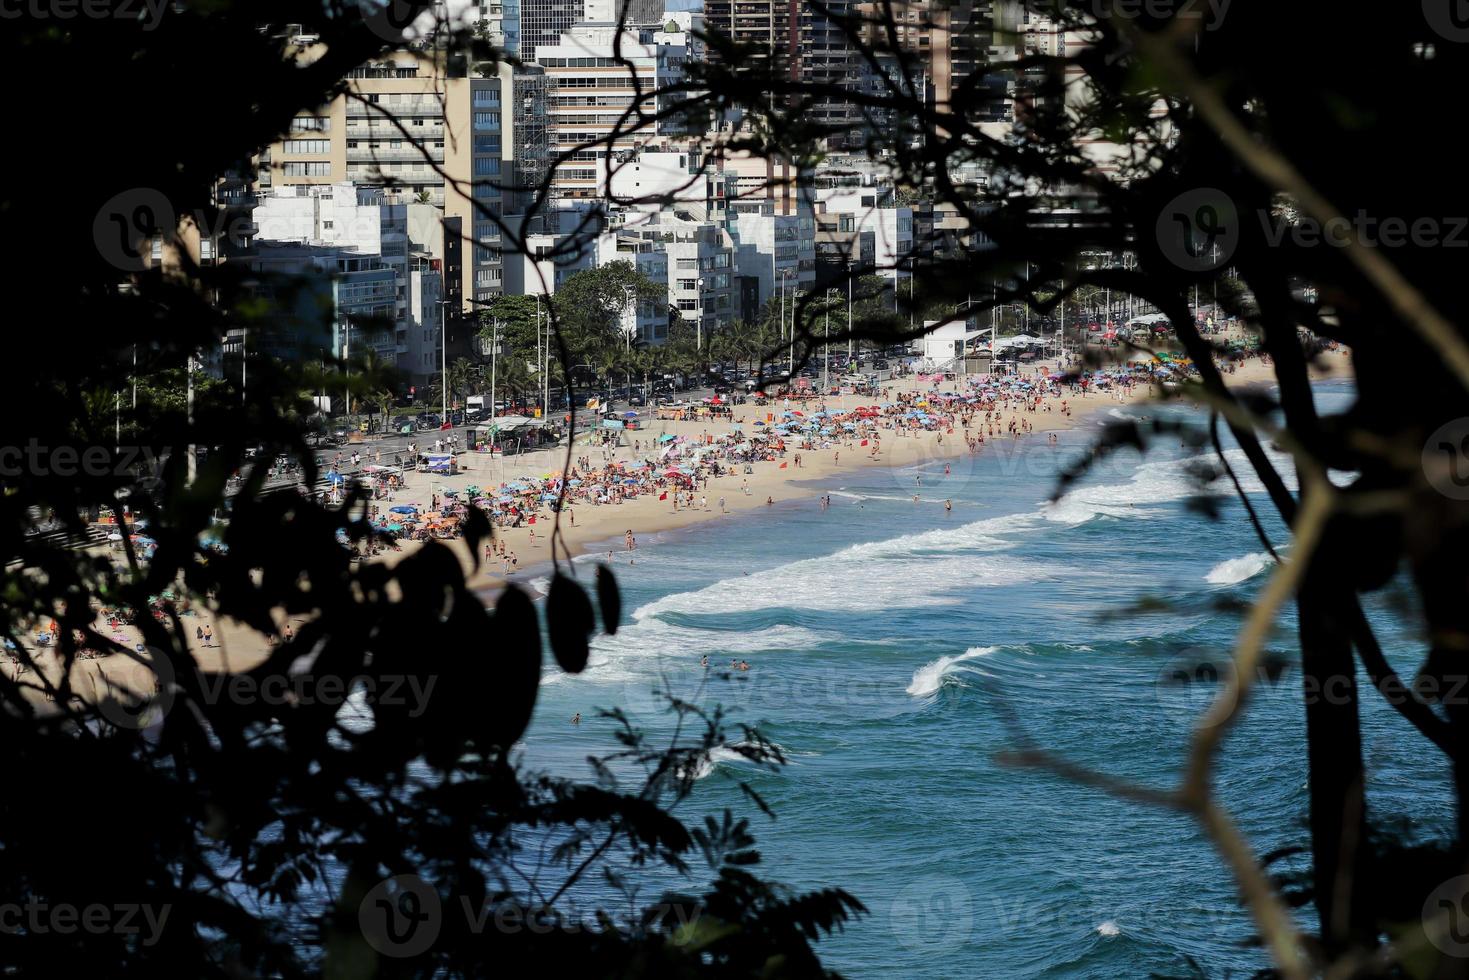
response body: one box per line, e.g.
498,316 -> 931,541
856,0 -> 1018,123
256,51 -> 516,314
520,0 -> 583,61
701,0 -> 866,143
538,22 -> 687,199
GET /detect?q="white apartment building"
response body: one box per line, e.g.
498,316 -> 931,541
252,183 -> 444,380
817,187 -> 914,295
538,19 -> 688,200
729,205 -> 817,310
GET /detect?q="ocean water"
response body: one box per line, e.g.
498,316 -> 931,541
519,381 -> 1457,977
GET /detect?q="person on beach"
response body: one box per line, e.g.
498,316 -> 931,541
719,496 -> 726,513
572,713 -> 580,725
766,496 -> 774,506
203,624 -> 213,647
625,529 -> 634,551
945,499 -> 953,512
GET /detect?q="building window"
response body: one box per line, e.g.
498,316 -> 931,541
283,139 -> 331,154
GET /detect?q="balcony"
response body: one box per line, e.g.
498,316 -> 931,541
346,101 -> 445,119
347,148 -> 446,164
345,122 -> 444,139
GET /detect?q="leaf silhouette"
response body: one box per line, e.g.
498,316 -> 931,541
596,563 -> 622,635
547,574 -> 595,673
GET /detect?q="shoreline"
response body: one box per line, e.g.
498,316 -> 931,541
6,348 -> 1348,712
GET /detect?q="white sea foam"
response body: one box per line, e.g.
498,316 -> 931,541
691,739 -> 786,780
1096,920 -> 1121,937
906,647 -> 997,698
1205,551 -> 1275,585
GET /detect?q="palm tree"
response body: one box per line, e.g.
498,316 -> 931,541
373,388 -> 396,436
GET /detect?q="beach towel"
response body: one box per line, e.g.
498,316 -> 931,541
779,462 -> 788,469
659,492 -> 668,500
860,439 -> 869,446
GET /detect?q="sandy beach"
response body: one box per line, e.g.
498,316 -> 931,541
4,347 -> 1346,716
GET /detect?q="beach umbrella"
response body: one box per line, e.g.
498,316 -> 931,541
107,532 -> 123,541
622,411 -> 639,418
658,434 -> 675,443
387,524 -> 404,532
389,505 -> 416,514
568,478 -> 582,486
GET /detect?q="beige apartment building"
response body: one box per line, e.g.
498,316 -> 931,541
256,50 -> 517,313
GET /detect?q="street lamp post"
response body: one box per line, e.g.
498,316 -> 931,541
489,316 -> 499,426
824,287 -> 834,393
777,268 -> 793,379
847,261 -> 854,363
438,299 -> 450,423
696,276 -> 705,354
